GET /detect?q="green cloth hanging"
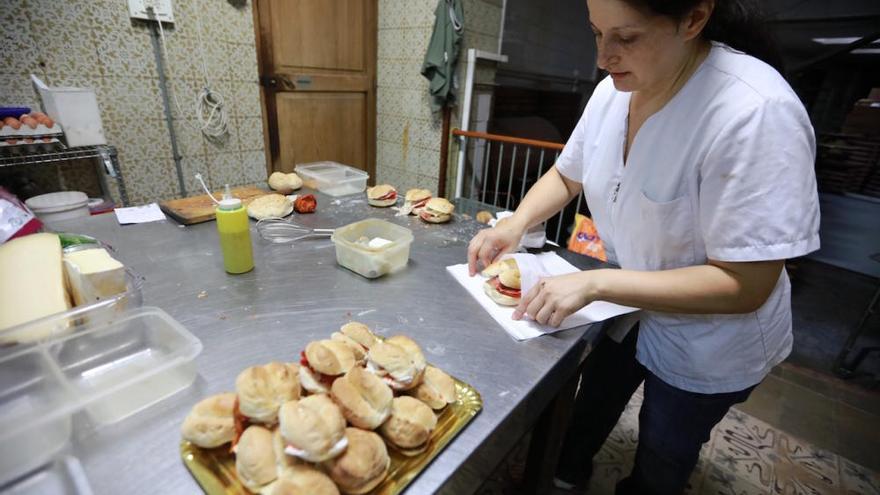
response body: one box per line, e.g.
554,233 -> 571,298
421,0 -> 464,112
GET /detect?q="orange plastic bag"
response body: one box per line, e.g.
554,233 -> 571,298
567,213 -> 607,262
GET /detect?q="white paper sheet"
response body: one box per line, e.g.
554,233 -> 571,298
446,252 -> 638,341
114,203 -> 167,224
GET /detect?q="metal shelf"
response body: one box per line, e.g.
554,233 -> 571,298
0,144 -> 129,206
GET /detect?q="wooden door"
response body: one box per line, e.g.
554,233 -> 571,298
254,0 -> 376,178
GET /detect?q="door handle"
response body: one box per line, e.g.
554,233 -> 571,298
259,74 -> 295,90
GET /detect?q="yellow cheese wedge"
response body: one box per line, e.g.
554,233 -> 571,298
0,233 -> 71,343
63,248 -> 126,306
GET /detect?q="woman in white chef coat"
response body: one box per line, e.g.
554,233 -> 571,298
467,0 -> 819,492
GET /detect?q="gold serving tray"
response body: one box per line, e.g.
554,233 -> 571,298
181,377 -> 482,494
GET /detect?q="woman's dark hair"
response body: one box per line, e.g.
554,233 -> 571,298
622,0 -> 785,72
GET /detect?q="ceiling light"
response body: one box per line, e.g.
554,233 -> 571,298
812,37 -> 880,45
852,48 -> 880,54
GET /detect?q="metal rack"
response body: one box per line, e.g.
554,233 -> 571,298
0,144 -> 129,206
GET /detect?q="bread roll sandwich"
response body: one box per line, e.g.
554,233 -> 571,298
181,392 -> 237,448
418,197 -> 454,223
247,193 -> 293,220
409,365 -> 456,410
482,258 -> 521,306
379,396 -> 437,456
279,395 -> 348,463
235,362 -> 301,425
323,428 -> 390,494
366,184 -> 397,207
402,188 -> 432,215
299,340 -> 357,394
330,366 -> 393,430
365,335 -> 427,391
270,466 -> 340,495
235,425 -> 278,492
268,172 -> 303,194
330,322 -> 379,361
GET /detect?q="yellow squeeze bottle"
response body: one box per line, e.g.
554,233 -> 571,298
215,184 -> 254,274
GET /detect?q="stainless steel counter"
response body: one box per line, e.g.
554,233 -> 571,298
47,192 -> 607,494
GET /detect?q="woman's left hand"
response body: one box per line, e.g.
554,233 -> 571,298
513,271 -> 600,327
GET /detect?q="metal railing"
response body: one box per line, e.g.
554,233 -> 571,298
451,129 -> 587,245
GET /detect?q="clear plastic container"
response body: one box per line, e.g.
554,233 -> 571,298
0,306 -> 202,485
0,262 -> 144,347
4,456 -> 94,495
331,219 -> 413,278
294,162 -> 369,196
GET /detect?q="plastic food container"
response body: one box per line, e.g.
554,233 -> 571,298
331,218 -> 413,278
1,260 -> 144,346
294,162 -> 369,196
4,456 -> 94,495
0,306 -> 202,485
25,192 -> 90,223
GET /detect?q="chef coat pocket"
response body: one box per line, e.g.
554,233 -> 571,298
635,189 -> 696,269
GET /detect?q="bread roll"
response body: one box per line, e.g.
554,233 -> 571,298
247,193 -> 293,220
236,362 -> 301,424
481,258 -> 518,277
379,396 -> 437,456
181,392 -> 237,448
235,425 -> 278,492
305,340 -> 357,376
366,336 -> 426,391
340,322 -> 379,350
418,197 -> 454,223
366,184 -> 397,207
323,428 -> 390,494
268,172 -> 303,193
331,366 -> 393,430
279,395 -> 348,463
271,466 -> 340,495
409,366 -> 456,410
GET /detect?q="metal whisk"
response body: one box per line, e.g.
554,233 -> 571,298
256,217 -> 335,244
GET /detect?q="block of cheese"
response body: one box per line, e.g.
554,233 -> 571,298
0,233 -> 71,343
63,248 -> 126,307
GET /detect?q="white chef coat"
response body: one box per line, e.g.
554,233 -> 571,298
556,43 -> 820,393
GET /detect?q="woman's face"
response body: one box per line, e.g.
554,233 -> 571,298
586,0 -> 696,93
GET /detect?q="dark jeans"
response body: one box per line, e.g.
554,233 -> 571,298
555,325 -> 757,495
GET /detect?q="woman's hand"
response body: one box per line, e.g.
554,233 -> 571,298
513,271 -> 601,327
467,217 -> 526,276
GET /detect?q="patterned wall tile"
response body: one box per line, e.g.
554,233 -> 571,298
170,118 -> 208,159
378,88 -> 434,121
161,32 -> 205,80
229,43 -> 260,83
58,160 -> 103,199
103,117 -> 173,164
0,75 -> 42,109
377,59 -> 432,91
2,3 -> 41,76
240,149 -> 270,185
231,81 -> 263,120
98,76 -> 165,122
96,27 -> 158,79
379,0 -> 435,29
378,28 -> 434,61
179,155 -> 213,196
209,151 -> 248,188
124,157 -> 178,204
235,117 -> 265,152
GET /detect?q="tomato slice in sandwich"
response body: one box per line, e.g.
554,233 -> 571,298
490,276 -> 521,298
378,190 -> 397,201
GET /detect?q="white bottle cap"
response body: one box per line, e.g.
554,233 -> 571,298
218,184 -> 241,210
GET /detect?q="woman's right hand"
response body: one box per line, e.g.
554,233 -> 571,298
467,217 -> 527,276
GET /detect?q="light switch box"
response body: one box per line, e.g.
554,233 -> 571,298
128,0 -> 174,23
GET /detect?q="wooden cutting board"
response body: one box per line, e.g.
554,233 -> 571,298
159,186 -> 269,225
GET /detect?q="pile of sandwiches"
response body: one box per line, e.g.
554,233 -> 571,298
181,322 -> 457,494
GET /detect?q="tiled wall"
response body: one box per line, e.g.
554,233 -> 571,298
1,0 -> 265,205
376,0 -> 503,197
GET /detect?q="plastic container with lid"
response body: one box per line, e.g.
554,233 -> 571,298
0,306 -> 202,485
294,161 -> 369,196
331,218 -> 413,278
25,191 -> 90,223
